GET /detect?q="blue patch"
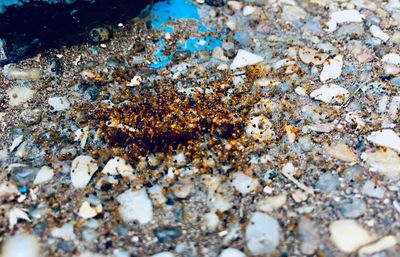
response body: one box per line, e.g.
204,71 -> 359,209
150,0 -> 200,29
19,186 -> 28,194
150,0 -> 223,68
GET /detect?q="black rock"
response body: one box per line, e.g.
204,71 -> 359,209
205,0 -> 226,6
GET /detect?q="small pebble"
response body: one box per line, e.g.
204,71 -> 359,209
367,129 -> 400,154
117,188 -> 153,224
245,212 -> 280,255
1,234 -> 40,257
48,96 -> 71,112
340,197 -> 366,218
315,173 -> 340,193
329,219 -> 376,253
70,155 -> 98,188
102,156 -> 135,179
231,172 -> 259,195
310,84 -> 348,103
361,181 -> 385,199
219,248 -> 246,257
33,166 -> 54,185
230,49 -> 263,70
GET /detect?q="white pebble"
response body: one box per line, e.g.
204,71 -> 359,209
231,172 -> 259,195
282,162 -> 295,175
227,1 -> 242,10
298,48 -> 328,65
310,84 -> 349,103
48,96 -> 70,112
9,135 -> 23,152
327,10 -> 364,32
128,76 -> 142,86
70,155 -> 99,188
367,129 -> 400,153
102,156 -> 135,179
51,221 -> 76,240
74,126 -> 89,148
358,235 -> 397,255
329,219 -> 376,253
257,194 -> 287,213
7,86 -> 35,106
230,50 -> 263,70
0,182 -> 18,197
246,212 -> 280,255
370,25 -> 389,42
382,53 -> 400,65
219,248 -> 246,257
1,234 -> 40,257
8,207 -> 30,229
364,149 -> 400,180
203,212 -> 220,231
320,55 -> 343,82
3,65 -> 41,80
151,252 -> 175,257
33,166 -> 54,184
79,201 -> 103,219
117,188 -> 153,224
243,5 -> 257,16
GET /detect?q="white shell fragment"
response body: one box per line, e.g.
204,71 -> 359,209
9,135 -> 23,152
329,219 -> 376,253
74,126 -> 89,148
320,55 -> 343,82
128,75 -> 142,86
51,221 -> 76,240
327,10 -> 365,32
370,25 -> 389,42
219,248 -> 247,257
117,188 -> 153,224
151,253 -> 175,257
102,156 -> 135,179
310,84 -> 349,103
245,212 -> 280,255
363,149 -> 400,180
358,235 -> 397,256
382,53 -> 400,65
48,96 -> 71,112
0,182 -> 18,197
1,234 -> 40,257
70,155 -> 99,188
298,48 -> 328,66
243,5 -> 257,16
33,166 -> 54,184
79,201 -> 103,219
8,207 -> 30,229
231,172 -> 259,195
367,129 -> 400,153
230,49 -> 263,70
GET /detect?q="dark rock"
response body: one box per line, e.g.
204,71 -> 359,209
49,58 -> 63,75
205,0 -> 226,6
89,27 -> 110,43
172,50 -> 191,63
84,86 -> 100,101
